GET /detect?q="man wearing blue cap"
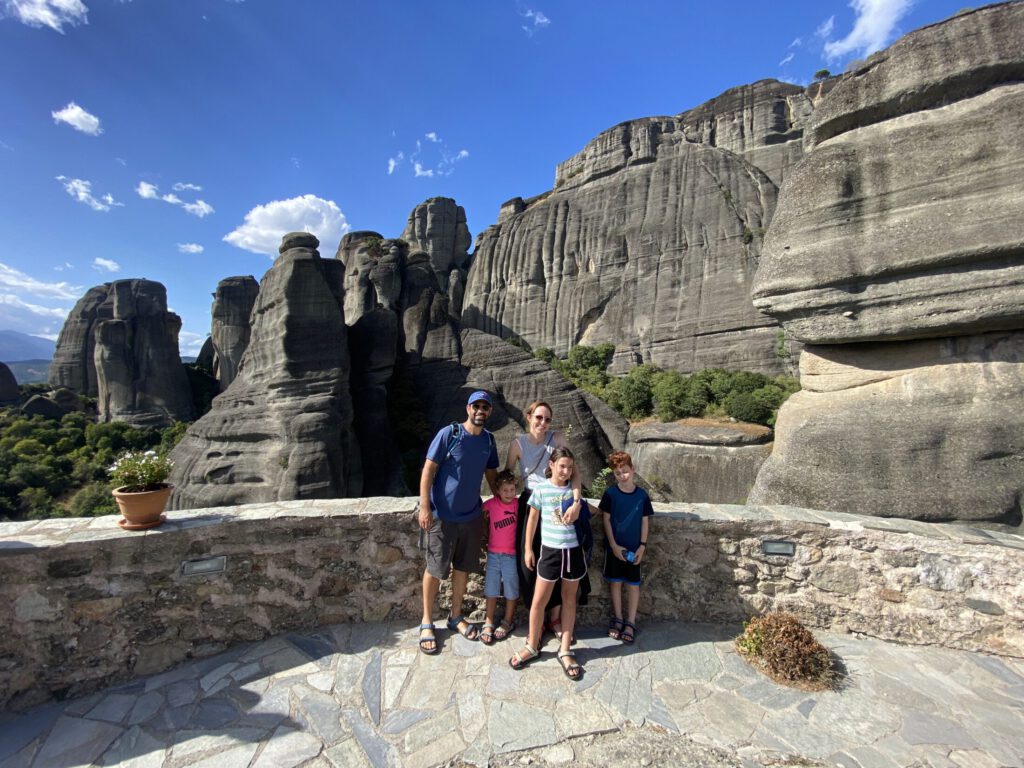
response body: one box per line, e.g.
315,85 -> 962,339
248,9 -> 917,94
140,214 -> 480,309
417,390 -> 500,653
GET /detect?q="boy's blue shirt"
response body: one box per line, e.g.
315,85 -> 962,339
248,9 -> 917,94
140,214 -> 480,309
599,484 -> 654,551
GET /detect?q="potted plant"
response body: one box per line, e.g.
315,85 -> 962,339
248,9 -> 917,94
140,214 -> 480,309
109,450 -> 174,530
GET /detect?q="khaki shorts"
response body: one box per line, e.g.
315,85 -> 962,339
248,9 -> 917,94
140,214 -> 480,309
424,516 -> 483,580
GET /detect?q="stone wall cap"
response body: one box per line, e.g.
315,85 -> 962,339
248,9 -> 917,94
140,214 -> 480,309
2,497 -> 1022,551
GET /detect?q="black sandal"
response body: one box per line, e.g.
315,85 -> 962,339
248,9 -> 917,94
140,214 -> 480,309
621,621 -> 637,644
558,649 -> 584,680
418,623 -> 439,655
447,614 -> 479,641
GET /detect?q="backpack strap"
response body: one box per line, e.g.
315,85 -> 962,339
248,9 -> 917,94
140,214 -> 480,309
444,421 -> 462,462
443,421 -> 496,463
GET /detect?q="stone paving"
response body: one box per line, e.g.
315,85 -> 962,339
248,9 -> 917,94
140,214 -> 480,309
1,620 -> 1022,768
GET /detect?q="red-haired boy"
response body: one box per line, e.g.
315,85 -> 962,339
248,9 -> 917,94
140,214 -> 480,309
599,451 -> 653,644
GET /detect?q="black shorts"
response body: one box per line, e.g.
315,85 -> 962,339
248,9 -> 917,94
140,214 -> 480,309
537,544 -> 587,583
424,516 -> 483,579
603,549 -> 643,586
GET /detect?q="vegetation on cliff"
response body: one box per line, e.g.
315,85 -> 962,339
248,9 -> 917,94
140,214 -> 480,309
0,408 -> 185,521
536,344 -> 799,427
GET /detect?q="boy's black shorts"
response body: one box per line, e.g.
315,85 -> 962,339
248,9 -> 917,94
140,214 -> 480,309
603,549 -> 643,586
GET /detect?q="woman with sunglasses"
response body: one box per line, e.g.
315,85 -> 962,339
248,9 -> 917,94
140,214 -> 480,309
506,400 -> 584,641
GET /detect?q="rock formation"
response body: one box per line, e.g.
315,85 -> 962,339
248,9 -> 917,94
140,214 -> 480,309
48,285 -> 111,396
21,395 -> 66,420
625,420 -> 772,504
463,80 -> 816,376
50,280 -> 193,429
336,211 -> 627,490
400,197 -> 472,295
749,4 -> 1024,527
169,233 -> 359,509
195,336 -> 215,371
210,275 -> 259,391
0,363 -> 17,405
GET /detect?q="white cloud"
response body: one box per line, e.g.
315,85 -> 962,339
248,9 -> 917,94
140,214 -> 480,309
136,179 -> 213,217
0,262 -> 81,299
521,7 -> 550,36
0,262 -> 77,335
824,0 -> 912,62
789,37 -> 803,48
390,137 -> 467,179
2,0 -> 88,33
387,150 -> 404,175
172,182 -> 202,192
0,294 -> 70,316
0,139 -> 12,151
92,257 -> 120,273
51,101 -> 103,135
53,262 -> 74,272
0,294 -> 70,340
816,15 -> 836,39
56,175 -> 123,212
182,199 -> 214,218
115,157 -> 127,166
177,243 -> 204,254
136,180 -> 158,199
779,52 -> 795,67
223,194 -> 350,256
178,330 -> 206,357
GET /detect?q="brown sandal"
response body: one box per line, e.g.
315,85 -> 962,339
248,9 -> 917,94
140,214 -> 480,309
509,643 -> 540,670
494,619 -> 516,641
558,650 -> 583,680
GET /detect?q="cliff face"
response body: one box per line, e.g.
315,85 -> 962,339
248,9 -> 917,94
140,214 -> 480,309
462,80 -> 813,375
49,280 -> 193,428
210,275 -> 259,392
169,233 -> 358,509
336,200 -> 626,489
749,3 -> 1024,527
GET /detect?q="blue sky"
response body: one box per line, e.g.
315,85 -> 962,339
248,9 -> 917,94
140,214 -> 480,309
0,0 -> 972,356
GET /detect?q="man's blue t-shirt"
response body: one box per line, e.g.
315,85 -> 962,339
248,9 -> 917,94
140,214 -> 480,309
598,485 -> 654,551
426,424 -> 500,523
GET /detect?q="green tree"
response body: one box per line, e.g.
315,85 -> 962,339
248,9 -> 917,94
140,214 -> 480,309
723,390 -> 773,425
652,371 -> 708,421
69,482 -> 118,517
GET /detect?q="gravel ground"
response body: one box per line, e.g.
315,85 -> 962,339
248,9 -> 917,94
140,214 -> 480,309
447,724 -> 829,768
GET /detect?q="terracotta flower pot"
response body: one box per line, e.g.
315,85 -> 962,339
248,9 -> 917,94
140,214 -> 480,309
112,484 -> 172,530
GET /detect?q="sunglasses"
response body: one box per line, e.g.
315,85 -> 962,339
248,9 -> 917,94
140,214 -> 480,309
532,415 -> 552,423
471,402 -> 492,411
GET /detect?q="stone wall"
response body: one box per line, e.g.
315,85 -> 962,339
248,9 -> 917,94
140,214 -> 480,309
1,499 -> 1021,712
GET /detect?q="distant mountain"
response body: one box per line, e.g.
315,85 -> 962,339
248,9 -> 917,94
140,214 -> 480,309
0,331 -> 55,363
6,360 -> 49,385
